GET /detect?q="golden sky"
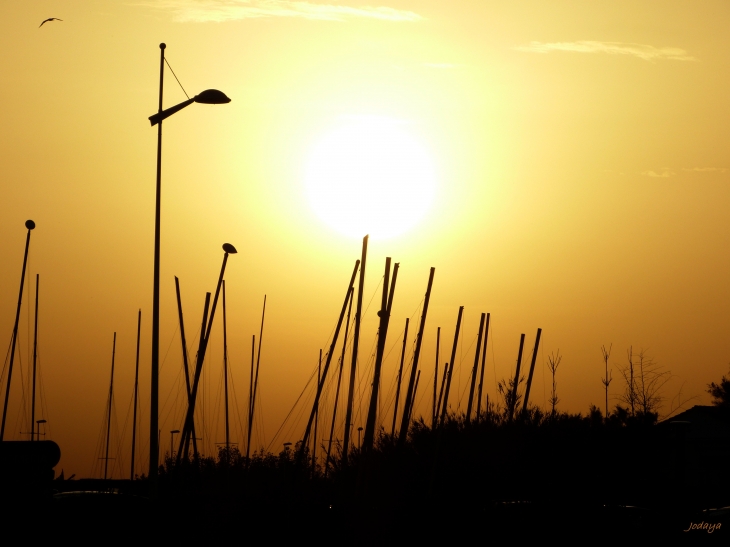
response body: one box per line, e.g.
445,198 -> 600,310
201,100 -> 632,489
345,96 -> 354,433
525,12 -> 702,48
0,1 -> 729,477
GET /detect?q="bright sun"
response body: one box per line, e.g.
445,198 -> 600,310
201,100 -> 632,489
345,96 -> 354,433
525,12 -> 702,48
304,116 -> 436,239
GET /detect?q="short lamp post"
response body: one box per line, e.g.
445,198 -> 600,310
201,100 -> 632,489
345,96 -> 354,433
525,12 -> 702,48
170,429 -> 180,459
148,43 -> 230,492
36,419 -> 46,440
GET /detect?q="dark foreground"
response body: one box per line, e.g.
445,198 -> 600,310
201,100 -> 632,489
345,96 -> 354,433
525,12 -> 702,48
4,408 -> 729,542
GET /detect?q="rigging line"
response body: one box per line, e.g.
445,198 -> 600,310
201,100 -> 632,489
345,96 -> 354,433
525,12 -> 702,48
0,334 -> 13,385
266,367 -> 318,452
90,390 -> 111,477
159,325 -> 180,374
354,335 -> 378,429
117,387 -> 135,458
211,363 -> 225,446
159,366 -> 184,428
230,362 -> 246,447
491,318 -> 498,396
36,354 -> 52,438
255,383 -> 266,449
453,330 -> 479,408
110,398 -> 125,478
14,337 -> 27,437
456,365 -> 475,408
164,57 -> 190,100
541,334 -> 547,409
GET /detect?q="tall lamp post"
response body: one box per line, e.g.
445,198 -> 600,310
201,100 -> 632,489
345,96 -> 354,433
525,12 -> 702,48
148,43 -> 230,490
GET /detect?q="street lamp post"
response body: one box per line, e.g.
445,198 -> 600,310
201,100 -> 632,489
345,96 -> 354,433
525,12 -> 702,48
170,429 -> 180,459
36,419 -> 46,440
148,43 -> 230,491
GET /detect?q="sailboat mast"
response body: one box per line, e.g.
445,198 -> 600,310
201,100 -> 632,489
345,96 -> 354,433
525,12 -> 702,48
439,306 -> 464,426
223,281 -> 230,450
312,349 -> 321,473
476,313 -> 490,420
247,295 -> 266,460
131,310 -> 141,479
324,286 -> 353,477
408,369 -> 421,424
436,362 -> 448,423
174,277 -> 197,458
342,235 -> 368,465
300,261 -> 360,455
466,313 -> 486,425
509,334 -> 526,421
30,274 -> 39,441
398,267 -> 435,445
179,292 -> 210,462
363,259 -> 398,453
104,332 -> 117,480
391,318 -> 409,437
521,328 -> 542,415
432,327 -> 440,428
247,334 -> 254,460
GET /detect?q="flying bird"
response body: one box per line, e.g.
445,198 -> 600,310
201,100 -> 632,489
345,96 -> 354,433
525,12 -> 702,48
39,18 -> 62,28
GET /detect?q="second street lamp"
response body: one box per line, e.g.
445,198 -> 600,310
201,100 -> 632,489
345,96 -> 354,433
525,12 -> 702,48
148,43 -> 230,492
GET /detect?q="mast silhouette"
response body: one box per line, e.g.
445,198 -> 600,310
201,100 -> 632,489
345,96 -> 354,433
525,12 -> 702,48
342,236 -> 368,465
247,334 -> 254,459
432,327 -> 440,427
324,287 -> 353,477
30,275 -> 39,441
398,268 -> 435,444
175,277 -> 197,456
180,292 -> 210,460
436,362 -> 448,422
521,328 -> 542,415
1,220 -> 35,441
466,313 -> 486,424
104,332 -> 117,480
223,280 -> 230,450
508,334 -> 526,421
476,313 -> 490,420
246,295 -> 266,460
363,259 -> 398,453
391,318 -> 409,437
312,349 -> 321,473
131,309 -> 141,479
300,261 -> 359,456
439,306 -> 464,426
408,370 -> 421,424
178,241 -> 237,463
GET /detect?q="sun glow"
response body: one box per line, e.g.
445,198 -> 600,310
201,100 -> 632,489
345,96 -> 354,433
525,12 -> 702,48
304,116 -> 437,239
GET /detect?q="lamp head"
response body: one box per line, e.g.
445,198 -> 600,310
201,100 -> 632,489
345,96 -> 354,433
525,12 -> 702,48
223,243 -> 237,254
194,89 -> 231,104
25,220 -> 35,230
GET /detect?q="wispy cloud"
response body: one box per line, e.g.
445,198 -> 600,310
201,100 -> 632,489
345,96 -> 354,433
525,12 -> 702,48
422,63 -> 459,69
682,167 -> 728,173
143,0 -> 422,22
642,168 -> 675,178
515,41 -> 696,62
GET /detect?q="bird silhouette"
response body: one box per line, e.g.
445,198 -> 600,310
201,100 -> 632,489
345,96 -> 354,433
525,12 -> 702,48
39,18 -> 62,28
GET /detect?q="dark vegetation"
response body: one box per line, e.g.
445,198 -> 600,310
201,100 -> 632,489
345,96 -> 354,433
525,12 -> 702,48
15,366 -> 730,541
141,394 -> 729,542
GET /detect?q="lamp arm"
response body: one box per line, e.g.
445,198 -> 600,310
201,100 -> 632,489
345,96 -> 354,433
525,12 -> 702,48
148,98 -> 195,126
